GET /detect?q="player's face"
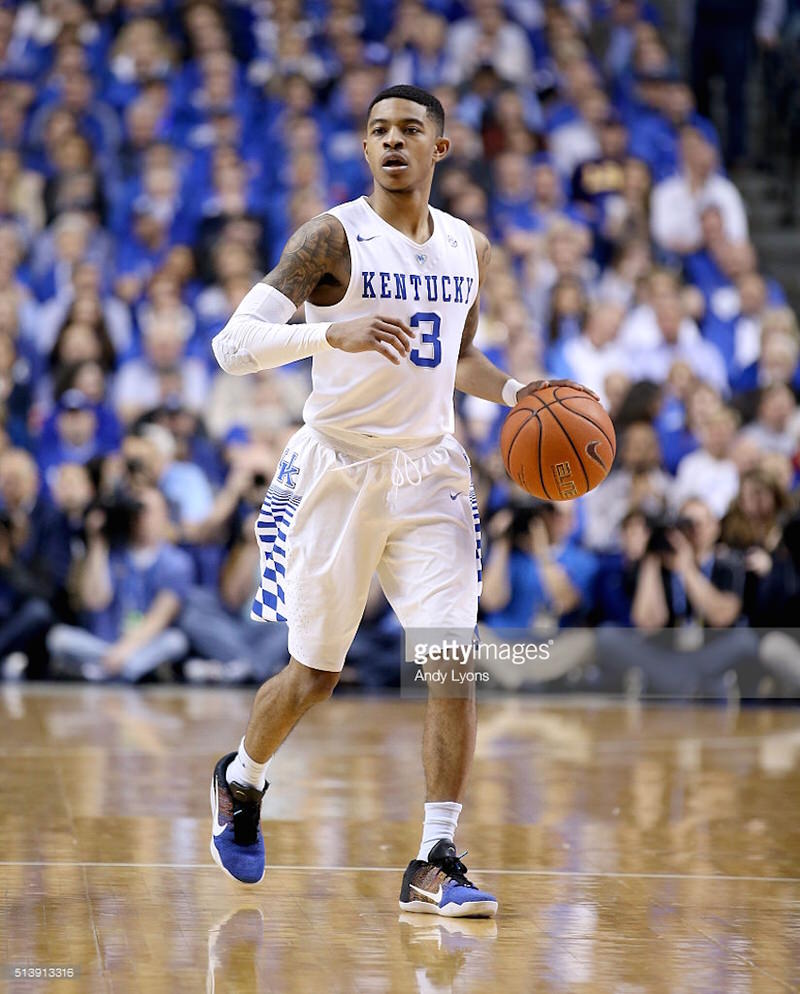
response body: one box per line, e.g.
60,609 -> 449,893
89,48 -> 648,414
363,98 -> 449,192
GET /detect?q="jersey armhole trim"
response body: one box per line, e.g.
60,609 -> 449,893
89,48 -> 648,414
464,219 -> 481,307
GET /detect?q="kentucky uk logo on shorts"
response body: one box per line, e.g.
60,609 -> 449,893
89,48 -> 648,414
276,451 -> 300,489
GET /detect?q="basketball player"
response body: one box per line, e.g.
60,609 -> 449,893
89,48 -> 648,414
209,85 -> 592,916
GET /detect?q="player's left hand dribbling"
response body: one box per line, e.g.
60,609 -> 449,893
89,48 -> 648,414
326,314 -> 415,365
516,379 -> 599,403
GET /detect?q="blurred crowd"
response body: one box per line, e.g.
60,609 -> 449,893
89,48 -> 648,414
1,0 -> 800,695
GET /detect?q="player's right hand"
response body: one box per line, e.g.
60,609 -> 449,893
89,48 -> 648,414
326,315 -> 415,365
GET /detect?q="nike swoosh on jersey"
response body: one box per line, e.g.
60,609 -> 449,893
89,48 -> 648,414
356,234 -> 379,241
449,491 -> 463,500
410,883 -> 443,903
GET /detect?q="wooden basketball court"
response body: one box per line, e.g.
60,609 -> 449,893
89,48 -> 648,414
1,685 -> 798,993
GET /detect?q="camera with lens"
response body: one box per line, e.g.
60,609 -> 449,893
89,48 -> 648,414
645,513 -> 695,556
490,499 -> 555,545
86,491 -> 143,547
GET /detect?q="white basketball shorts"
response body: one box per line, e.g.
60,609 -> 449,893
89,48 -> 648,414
250,425 -> 482,671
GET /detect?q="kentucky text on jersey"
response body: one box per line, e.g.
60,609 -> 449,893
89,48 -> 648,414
361,271 -> 475,304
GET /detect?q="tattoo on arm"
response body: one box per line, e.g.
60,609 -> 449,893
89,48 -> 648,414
459,228 -> 491,357
261,214 -> 348,306
459,298 -> 479,357
477,233 -> 491,284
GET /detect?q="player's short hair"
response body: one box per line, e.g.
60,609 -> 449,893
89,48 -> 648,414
367,85 -> 445,136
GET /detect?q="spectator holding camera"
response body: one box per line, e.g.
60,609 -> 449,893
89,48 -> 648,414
47,487 -> 191,682
595,497 -> 755,697
481,500 -> 598,630
117,427 -> 214,534
632,497 -> 744,631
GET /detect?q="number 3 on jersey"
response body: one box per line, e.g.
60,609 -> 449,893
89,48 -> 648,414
409,312 -> 441,368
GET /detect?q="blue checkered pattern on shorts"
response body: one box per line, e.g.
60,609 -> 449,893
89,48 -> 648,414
468,482 -> 482,593
251,484 -> 302,623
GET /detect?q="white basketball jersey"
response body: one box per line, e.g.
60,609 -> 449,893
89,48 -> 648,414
303,196 -> 479,445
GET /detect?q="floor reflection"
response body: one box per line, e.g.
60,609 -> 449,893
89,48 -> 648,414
207,906 -> 264,994
0,687 -> 798,993
397,914 -> 498,994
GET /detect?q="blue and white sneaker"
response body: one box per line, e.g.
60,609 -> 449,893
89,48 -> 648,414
399,840 -> 498,918
209,752 -> 267,884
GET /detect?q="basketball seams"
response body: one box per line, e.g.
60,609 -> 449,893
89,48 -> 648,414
518,390 -> 588,415
504,408 -> 552,497
542,405 -> 590,492
518,391 -> 547,413
553,387 -> 616,458
503,387 -> 615,499
502,409 -> 535,487
536,410 -> 551,499
557,401 -> 617,457
504,409 -> 535,452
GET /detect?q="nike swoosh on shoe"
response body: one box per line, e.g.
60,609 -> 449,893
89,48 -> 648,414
410,883 -> 443,903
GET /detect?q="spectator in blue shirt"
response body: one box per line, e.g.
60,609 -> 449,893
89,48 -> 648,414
38,388 -> 112,493
631,283 -> 728,394
386,9 -> 451,90
47,486 -> 191,682
685,207 -> 782,310
114,204 -> 178,305
49,358 -> 121,451
481,500 -> 598,629
628,77 -> 718,182
732,308 -> 800,398
489,151 -> 540,246
119,428 -> 215,536
113,311 -> 208,423
103,18 -> 175,113
594,508 -> 652,625
28,68 -> 121,160
0,328 -> 33,448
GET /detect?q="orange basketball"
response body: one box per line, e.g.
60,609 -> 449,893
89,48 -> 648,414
499,385 -> 616,500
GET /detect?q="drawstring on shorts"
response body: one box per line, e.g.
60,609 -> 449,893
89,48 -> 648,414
329,442 -> 449,504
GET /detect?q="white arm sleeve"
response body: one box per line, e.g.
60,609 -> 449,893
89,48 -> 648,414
211,282 -> 333,375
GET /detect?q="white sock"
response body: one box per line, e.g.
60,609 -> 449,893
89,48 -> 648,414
417,801 -> 462,861
225,737 -> 271,791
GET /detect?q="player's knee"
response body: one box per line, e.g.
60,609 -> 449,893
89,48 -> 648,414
287,658 -> 340,704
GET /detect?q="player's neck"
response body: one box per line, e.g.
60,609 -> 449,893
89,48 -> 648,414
366,186 -> 433,244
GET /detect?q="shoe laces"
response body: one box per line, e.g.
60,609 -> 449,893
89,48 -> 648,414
432,849 -> 476,889
231,793 -> 263,846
